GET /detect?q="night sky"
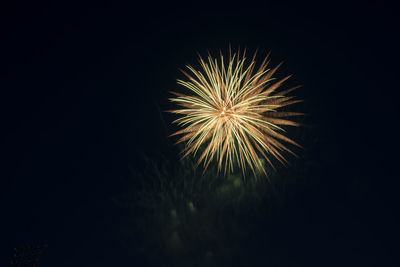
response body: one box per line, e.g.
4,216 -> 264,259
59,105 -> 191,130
1,2 -> 399,266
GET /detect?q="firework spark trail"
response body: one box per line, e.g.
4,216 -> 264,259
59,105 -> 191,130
168,48 -> 303,179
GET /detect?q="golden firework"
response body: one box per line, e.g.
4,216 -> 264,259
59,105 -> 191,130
168,48 -> 303,178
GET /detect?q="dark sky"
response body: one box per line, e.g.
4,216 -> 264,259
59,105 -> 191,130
1,1 -> 399,266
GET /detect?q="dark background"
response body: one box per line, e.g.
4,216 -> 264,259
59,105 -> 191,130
1,1 -> 399,266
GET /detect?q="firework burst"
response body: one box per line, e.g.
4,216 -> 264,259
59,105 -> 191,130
168,48 -> 303,178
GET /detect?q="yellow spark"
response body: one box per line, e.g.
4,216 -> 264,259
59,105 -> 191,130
168,48 -> 303,179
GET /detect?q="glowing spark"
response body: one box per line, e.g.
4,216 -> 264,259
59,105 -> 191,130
168,48 -> 303,178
